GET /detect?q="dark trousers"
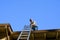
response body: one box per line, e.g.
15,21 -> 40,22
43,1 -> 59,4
32,26 -> 38,31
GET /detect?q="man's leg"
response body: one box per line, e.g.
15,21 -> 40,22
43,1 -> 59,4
32,27 -> 35,31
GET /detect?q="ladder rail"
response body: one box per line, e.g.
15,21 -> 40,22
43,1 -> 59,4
17,30 -> 23,40
27,27 -> 31,40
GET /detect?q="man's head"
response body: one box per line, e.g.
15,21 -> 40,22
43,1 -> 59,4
30,18 -> 32,22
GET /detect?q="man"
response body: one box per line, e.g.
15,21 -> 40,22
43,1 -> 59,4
30,18 -> 38,31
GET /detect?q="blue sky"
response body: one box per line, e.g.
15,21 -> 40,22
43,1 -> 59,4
0,0 -> 60,31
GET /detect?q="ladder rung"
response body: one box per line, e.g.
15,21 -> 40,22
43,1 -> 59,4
23,30 -> 30,31
23,31 -> 29,32
21,35 -> 28,37
20,37 -> 27,39
22,32 -> 29,35
22,33 -> 28,35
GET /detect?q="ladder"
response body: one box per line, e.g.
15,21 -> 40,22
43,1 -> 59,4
17,25 -> 31,40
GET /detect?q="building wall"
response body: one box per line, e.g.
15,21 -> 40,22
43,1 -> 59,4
0,24 -> 60,40
30,30 -> 60,40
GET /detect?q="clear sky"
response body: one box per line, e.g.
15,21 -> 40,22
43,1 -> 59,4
0,0 -> 60,31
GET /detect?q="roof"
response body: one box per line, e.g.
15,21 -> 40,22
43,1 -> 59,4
0,23 -> 13,31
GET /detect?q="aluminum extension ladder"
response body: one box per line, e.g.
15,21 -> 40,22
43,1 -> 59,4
17,25 -> 32,40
